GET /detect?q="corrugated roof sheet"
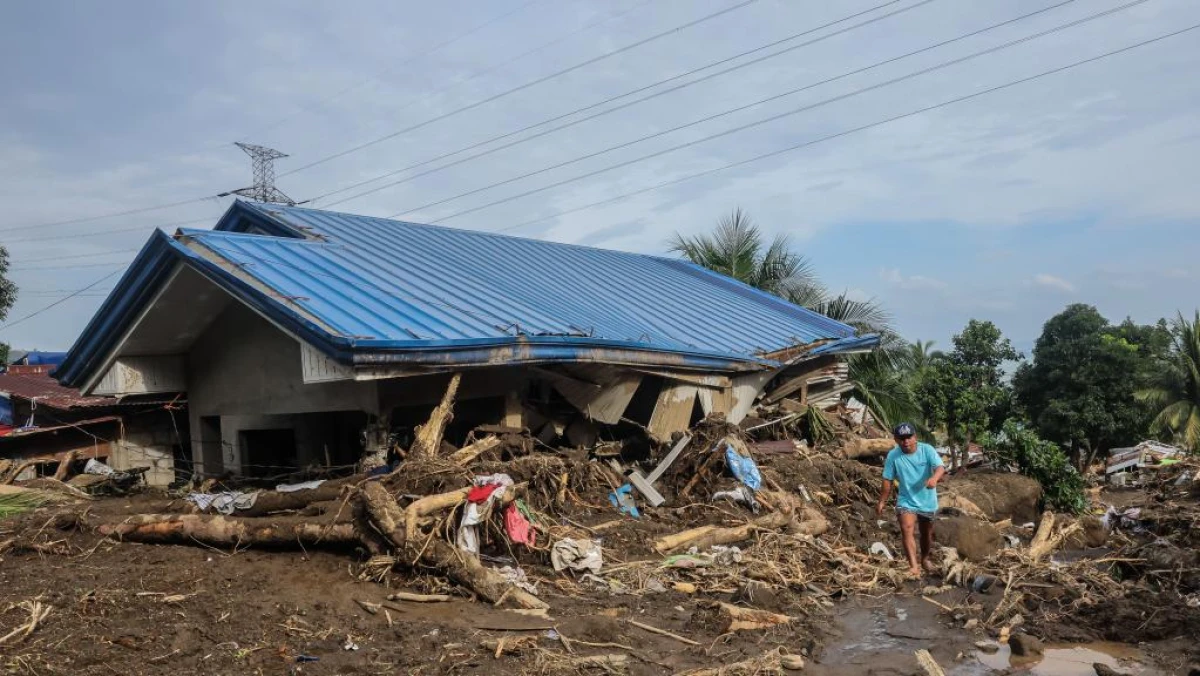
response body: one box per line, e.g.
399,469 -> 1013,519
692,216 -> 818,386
191,203 -> 855,356
57,202 -> 873,385
0,371 -> 118,410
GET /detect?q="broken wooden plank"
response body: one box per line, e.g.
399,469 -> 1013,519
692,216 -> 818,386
697,385 -> 735,418
548,366 -> 642,425
728,371 -> 773,425
647,382 -> 697,443
448,436 -> 501,466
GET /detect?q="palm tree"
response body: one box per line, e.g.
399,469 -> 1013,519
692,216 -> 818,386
1138,311 -> 1200,452
670,208 -> 825,304
906,340 -> 938,372
670,210 -> 920,430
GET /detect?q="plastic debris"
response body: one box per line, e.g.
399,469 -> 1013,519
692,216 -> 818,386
276,480 -> 326,493
869,542 -> 894,560
551,538 -> 603,573
608,484 -> 640,518
724,442 -> 762,491
712,486 -> 760,513
504,501 -> 536,546
497,565 -> 538,594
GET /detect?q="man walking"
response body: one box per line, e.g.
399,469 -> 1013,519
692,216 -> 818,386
875,422 -> 946,577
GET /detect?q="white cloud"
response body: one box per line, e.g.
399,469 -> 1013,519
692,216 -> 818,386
1033,273 -> 1075,293
879,267 -> 947,291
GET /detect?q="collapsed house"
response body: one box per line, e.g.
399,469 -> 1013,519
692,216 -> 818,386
0,363 -> 183,486
53,201 -> 876,479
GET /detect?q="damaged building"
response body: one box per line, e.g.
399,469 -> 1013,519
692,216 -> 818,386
53,201 -> 876,478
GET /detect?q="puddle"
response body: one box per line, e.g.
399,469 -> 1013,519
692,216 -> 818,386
975,642 -> 1157,675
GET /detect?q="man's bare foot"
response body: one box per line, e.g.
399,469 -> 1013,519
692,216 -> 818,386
922,559 -> 938,574
907,566 -> 922,578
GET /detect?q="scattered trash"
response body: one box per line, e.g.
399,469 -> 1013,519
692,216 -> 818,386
607,484 -> 640,518
295,655 -> 319,663
457,473 -> 515,553
503,501 -> 536,546
342,637 -> 359,651
84,459 -> 115,476
497,566 -> 538,595
712,485 -> 760,512
186,491 -> 259,515
724,441 -> 762,491
662,545 -> 743,569
869,542 -> 894,561
551,539 -> 603,573
276,480 -> 326,492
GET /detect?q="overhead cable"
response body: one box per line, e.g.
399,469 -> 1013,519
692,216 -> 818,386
279,0 -> 763,177
0,269 -> 123,331
306,0 -> 917,205
486,23 -> 1200,235
389,0 -> 1104,219
399,0 -> 1151,222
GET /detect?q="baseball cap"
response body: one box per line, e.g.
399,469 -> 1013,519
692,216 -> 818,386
892,422 -> 916,438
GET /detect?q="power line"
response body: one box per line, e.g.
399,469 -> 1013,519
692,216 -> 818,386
386,0 -> 1099,219
8,249 -> 140,265
306,0 -> 915,206
0,197 -> 216,235
0,269 -> 123,331
279,0 -> 763,177
395,0 -> 1148,222
484,22 -> 1199,236
241,0 -> 549,142
1,217 -> 216,245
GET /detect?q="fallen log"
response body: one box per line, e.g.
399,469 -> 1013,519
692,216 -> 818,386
409,373 -> 462,461
713,602 -> 792,632
53,450 -> 77,482
358,482 -> 547,610
1028,516 -> 1081,562
653,510 -> 794,554
675,648 -> 784,675
2,461 -> 35,485
915,649 -> 946,676
98,514 -> 359,547
448,436 -> 501,466
839,437 -> 895,460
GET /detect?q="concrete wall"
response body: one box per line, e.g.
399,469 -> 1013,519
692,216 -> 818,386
110,410 -> 181,487
185,304 -> 378,476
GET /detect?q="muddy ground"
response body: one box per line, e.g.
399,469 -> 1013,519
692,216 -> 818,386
2,459 -> 1199,675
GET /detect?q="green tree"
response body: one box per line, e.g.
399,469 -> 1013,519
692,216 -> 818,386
670,208 -> 825,304
916,320 -> 1020,468
1014,304 -> 1169,471
670,209 -> 917,429
0,246 -> 17,362
1138,311 -> 1200,452
982,419 -> 1087,513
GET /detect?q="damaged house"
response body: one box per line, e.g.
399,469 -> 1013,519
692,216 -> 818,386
0,363 -> 184,486
53,201 -> 875,478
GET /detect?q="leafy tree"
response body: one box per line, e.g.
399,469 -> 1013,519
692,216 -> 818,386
1138,311 -> 1200,452
1014,304 -> 1170,471
915,320 -> 1020,468
982,419 -> 1087,514
0,246 -> 16,362
670,208 -> 825,304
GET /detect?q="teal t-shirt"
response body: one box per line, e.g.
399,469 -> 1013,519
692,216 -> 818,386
882,442 -> 944,513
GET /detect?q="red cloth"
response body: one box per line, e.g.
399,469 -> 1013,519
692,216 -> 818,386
467,483 -> 502,504
504,503 -> 535,546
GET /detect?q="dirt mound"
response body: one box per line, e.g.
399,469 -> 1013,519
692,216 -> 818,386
941,472 -> 1041,523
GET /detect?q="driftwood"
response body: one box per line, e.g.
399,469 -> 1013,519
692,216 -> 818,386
914,649 -> 946,676
653,510 -> 797,554
448,436 -> 502,466
2,461 -> 34,485
1028,511 -> 1081,561
53,451 -> 77,481
714,602 -> 792,632
676,648 -> 785,675
358,482 -> 548,610
409,373 -> 462,461
99,514 -> 359,547
626,619 -> 701,646
839,437 -> 895,460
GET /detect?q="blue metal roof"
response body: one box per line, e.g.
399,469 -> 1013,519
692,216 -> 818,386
56,201 -> 872,385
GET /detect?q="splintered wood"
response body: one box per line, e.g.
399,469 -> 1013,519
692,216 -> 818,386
408,373 -> 462,461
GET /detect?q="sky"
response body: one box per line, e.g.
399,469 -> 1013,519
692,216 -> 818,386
1,0 -> 1198,358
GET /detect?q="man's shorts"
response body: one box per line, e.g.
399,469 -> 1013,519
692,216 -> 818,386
896,507 -> 938,523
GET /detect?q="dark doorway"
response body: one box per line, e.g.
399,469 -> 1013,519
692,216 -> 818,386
239,428 -> 298,478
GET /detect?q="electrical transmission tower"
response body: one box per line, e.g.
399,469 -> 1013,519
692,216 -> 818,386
222,142 -> 295,204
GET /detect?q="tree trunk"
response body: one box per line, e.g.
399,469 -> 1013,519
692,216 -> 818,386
653,510 -> 800,554
357,482 -> 547,610
98,514 -> 359,547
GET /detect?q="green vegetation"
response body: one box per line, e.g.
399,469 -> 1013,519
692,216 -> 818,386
673,208 -> 1197,487
982,420 -> 1087,513
0,492 -> 51,519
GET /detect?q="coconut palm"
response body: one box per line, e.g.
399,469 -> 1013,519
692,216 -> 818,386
670,208 -> 825,304
1138,311 -> 1200,452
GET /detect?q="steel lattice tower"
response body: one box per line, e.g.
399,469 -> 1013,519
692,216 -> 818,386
228,142 -> 295,204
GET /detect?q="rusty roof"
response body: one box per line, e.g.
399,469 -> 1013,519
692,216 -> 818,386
0,371 -> 119,410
